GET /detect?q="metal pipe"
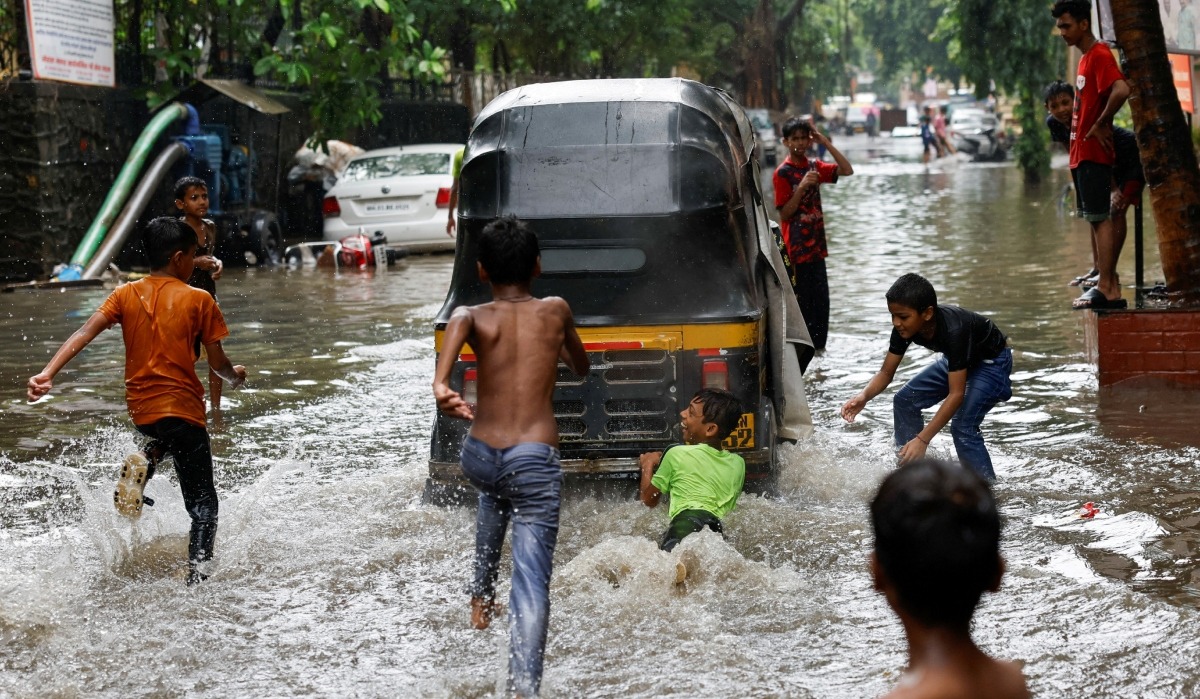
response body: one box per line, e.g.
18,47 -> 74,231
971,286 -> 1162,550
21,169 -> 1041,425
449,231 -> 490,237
63,102 -> 191,274
83,142 -> 189,279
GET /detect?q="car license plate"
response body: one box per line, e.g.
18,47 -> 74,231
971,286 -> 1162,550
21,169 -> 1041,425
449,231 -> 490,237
722,413 -> 754,449
363,200 -> 413,214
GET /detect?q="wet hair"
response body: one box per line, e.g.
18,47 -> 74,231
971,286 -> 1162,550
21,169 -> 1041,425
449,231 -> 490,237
174,176 -> 208,200
478,214 -> 539,285
145,216 -> 197,269
781,117 -> 815,139
692,388 -> 743,439
1051,0 -> 1091,22
1043,80 -> 1075,105
886,273 -> 937,313
871,458 -> 1002,628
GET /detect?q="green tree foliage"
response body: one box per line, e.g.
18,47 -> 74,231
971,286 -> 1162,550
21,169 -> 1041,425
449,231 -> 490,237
110,0 -> 460,145
860,0 -> 961,84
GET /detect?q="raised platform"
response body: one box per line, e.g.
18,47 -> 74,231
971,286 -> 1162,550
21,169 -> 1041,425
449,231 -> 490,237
1083,307 -> 1200,386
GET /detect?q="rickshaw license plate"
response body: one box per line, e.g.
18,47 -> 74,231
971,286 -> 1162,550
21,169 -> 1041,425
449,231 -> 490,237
722,413 -> 754,449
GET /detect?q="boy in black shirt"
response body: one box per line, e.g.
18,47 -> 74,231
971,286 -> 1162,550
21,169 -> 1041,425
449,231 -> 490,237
841,274 -> 1012,480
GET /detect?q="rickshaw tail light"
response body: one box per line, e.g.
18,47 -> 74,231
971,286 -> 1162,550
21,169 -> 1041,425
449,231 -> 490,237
435,187 -> 452,208
462,368 -> 478,405
322,196 -> 341,218
702,360 -> 729,390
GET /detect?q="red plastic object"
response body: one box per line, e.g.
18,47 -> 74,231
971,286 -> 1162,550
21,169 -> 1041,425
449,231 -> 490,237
337,233 -> 373,270
1079,502 -> 1100,519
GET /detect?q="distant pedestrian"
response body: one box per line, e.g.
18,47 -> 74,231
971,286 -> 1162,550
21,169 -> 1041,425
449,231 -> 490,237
432,215 -> 589,698
1052,0 -> 1131,310
870,458 -> 1031,699
935,105 -> 957,155
773,117 -> 855,351
840,273 -> 1012,481
919,108 -> 941,164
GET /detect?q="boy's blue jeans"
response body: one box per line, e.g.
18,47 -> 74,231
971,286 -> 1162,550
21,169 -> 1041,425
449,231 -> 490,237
892,348 -> 1013,480
461,436 -> 562,697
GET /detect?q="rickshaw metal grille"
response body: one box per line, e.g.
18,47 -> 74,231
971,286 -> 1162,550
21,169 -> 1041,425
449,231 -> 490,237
554,350 -> 677,443
606,416 -> 670,436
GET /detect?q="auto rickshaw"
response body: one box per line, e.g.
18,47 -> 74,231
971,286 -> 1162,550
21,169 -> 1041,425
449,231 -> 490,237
426,78 -> 814,502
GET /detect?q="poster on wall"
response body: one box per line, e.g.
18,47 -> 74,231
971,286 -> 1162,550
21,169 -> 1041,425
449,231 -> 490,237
1096,0 -> 1200,55
24,0 -> 115,87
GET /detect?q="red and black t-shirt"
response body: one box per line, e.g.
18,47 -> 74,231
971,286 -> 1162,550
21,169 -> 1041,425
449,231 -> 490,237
773,157 -> 840,265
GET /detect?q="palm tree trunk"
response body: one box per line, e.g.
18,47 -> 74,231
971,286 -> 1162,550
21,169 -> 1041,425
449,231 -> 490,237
1111,0 -> 1200,306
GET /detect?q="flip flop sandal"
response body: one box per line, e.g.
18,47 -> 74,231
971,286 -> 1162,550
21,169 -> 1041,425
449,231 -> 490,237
114,453 -> 150,518
1072,287 -> 1128,310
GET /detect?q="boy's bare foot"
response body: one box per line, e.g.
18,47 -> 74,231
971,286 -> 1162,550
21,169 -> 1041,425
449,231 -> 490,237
470,596 -> 504,629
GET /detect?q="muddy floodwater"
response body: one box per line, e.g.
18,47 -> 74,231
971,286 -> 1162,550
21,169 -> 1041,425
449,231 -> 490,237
3,140 -> 1199,697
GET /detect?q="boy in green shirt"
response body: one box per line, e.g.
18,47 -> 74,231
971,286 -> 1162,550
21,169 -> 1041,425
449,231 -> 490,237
639,388 -> 746,551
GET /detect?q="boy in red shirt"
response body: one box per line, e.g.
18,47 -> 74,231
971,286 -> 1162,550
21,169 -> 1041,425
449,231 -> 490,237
773,117 -> 854,350
1052,0 -> 1131,309
28,217 -> 246,585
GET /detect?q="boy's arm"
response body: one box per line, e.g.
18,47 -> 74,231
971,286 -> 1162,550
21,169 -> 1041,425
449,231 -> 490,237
432,308 -> 475,420
639,452 -> 663,507
898,368 -> 966,464
27,312 -> 113,402
202,340 -> 246,388
1083,80 -> 1131,154
840,352 -> 902,422
813,130 -> 854,176
557,301 -> 590,377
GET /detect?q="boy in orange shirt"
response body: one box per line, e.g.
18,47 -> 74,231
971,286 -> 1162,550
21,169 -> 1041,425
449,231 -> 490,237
28,217 -> 246,585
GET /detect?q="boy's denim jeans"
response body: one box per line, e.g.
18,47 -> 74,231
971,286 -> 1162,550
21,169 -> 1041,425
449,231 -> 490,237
893,348 -> 1013,480
461,436 -> 562,697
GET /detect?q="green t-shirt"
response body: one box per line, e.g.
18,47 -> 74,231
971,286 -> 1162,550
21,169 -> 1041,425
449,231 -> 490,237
452,147 -> 464,179
651,443 -> 746,520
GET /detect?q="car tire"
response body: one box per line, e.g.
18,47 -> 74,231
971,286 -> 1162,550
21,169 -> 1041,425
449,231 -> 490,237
240,212 -> 283,267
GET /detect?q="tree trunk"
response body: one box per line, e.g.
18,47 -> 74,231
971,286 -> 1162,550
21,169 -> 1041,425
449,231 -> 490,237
741,0 -> 779,109
1111,0 -> 1200,306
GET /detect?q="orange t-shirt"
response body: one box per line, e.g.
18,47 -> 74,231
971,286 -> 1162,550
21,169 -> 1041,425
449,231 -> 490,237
98,276 -> 229,427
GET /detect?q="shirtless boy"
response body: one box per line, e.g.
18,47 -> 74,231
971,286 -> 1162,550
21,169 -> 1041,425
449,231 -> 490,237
432,214 -> 589,698
871,458 -> 1030,699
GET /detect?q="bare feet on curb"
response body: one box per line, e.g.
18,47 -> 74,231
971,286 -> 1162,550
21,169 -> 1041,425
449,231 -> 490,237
470,596 -> 505,629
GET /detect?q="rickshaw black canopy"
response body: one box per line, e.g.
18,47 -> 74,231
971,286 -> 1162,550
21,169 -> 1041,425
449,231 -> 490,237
440,78 -> 766,325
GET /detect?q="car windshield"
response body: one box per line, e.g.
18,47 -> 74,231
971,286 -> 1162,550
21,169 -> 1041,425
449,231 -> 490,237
340,153 -> 450,182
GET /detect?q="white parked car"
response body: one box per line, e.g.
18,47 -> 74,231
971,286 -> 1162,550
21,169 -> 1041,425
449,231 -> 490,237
322,143 -> 463,252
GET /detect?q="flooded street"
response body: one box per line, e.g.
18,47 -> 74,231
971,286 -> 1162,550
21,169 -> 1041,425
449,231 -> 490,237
3,138 -> 1200,697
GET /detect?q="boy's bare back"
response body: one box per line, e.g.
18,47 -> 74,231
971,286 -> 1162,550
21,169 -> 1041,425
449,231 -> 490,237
885,656 -> 1029,699
435,295 -> 588,449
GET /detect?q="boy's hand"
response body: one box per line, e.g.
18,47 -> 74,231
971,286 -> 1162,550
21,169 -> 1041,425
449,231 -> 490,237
897,437 -> 928,464
639,451 -> 663,472
434,383 -> 474,420
230,365 -> 247,389
840,394 -> 867,422
27,372 -> 53,402
810,129 -> 831,148
797,170 -> 819,194
208,257 -> 224,281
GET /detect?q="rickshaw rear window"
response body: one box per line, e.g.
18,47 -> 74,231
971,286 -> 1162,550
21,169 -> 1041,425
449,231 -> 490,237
540,247 -> 645,274
341,153 -> 450,181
